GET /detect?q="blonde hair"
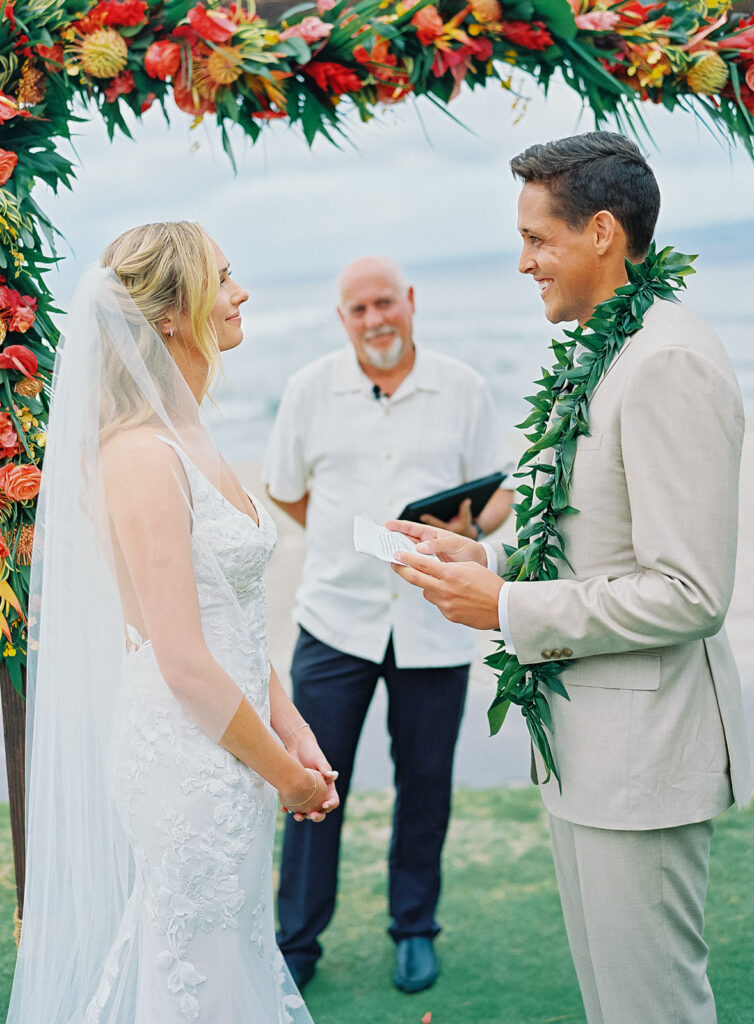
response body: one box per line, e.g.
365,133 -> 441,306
101,221 -> 220,399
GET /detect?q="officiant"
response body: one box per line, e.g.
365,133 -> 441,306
262,255 -> 515,994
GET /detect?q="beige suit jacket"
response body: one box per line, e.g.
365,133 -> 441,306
493,299 -> 752,830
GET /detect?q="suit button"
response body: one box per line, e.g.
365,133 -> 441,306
550,649 -> 563,659
541,650 -> 552,660
562,647 -> 573,658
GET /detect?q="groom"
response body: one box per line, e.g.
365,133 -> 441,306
391,132 -> 752,1023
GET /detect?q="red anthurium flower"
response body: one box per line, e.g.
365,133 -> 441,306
305,61 -> 362,94
104,69 -> 135,102
187,4 -> 237,43
411,5 -> 444,47
0,345 -> 38,377
101,0 -> 148,27
0,149 -> 18,186
172,78 -> 216,115
0,92 -> 30,122
145,39 -> 182,80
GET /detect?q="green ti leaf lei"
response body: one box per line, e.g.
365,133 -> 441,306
486,243 -> 697,787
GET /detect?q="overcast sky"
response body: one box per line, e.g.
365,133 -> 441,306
37,73 -> 754,306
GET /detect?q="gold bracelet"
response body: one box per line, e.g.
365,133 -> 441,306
286,770 -> 318,810
283,721 -> 311,749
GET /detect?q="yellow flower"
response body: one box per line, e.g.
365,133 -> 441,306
34,430 -> 47,448
70,28 -> 128,79
686,52 -> 729,94
3,642 -> 15,657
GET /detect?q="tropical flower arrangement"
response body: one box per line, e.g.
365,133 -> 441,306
0,0 -> 752,687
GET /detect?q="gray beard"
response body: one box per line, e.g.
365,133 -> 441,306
363,336 -> 403,370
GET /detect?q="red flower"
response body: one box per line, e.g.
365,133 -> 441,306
172,78 -> 215,115
0,535 -> 9,560
145,40 -> 182,80
0,149 -> 17,186
141,91 -> 157,112
36,43 -> 64,73
0,463 -> 42,502
0,286 -> 37,334
187,4 -> 237,43
411,5 -> 444,46
0,345 -> 38,377
0,415 -> 18,460
104,69 -> 135,102
2,0 -> 15,29
500,20 -> 554,51
305,61 -> 363,95
0,92 -> 30,122
100,0 -> 148,27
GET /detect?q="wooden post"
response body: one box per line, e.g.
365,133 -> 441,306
0,664 -> 25,920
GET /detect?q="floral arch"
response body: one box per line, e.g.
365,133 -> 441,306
0,0 -> 754,915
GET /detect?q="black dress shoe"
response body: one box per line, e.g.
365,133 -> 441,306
392,937 -> 439,993
288,961 -> 316,991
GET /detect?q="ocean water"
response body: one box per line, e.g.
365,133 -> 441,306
206,226 -> 754,465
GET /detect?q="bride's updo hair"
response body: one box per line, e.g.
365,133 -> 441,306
102,221 -> 220,391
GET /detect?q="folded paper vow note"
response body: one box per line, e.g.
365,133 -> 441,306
353,515 -> 440,565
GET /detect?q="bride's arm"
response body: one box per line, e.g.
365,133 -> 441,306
269,664 -> 339,818
102,435 -> 328,817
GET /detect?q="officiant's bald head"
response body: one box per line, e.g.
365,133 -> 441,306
336,257 -> 415,374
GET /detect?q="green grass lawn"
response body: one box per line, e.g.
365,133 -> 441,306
0,790 -> 751,1024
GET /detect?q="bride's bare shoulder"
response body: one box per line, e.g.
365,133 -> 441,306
100,426 -> 183,482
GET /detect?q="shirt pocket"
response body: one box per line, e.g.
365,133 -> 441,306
560,651 -> 661,691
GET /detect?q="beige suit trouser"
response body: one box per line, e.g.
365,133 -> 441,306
548,814 -> 716,1024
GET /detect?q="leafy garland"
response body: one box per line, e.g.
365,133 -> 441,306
0,0 -> 753,688
485,243 -> 696,786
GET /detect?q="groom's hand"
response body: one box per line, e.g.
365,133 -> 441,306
391,550 -> 502,630
385,519 -> 487,565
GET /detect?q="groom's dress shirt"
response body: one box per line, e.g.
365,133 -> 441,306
263,343 -> 515,668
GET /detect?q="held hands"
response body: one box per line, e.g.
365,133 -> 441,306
280,767 -> 333,823
282,726 -> 340,823
386,518 -> 502,630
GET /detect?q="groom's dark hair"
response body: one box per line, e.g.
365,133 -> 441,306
510,132 -> 660,259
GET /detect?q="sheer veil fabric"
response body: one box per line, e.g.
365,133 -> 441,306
7,266 -> 312,1023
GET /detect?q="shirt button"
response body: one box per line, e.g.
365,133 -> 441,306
385,453 -> 392,460
392,593 -> 399,601
562,647 -> 573,658
541,650 -> 552,660
388,500 -> 395,507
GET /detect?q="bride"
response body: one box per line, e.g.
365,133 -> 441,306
7,221 -> 338,1023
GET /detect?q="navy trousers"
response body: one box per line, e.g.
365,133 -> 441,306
277,628 -> 469,971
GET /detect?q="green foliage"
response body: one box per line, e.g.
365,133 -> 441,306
487,245 -> 697,787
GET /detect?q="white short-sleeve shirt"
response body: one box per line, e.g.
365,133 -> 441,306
262,344 -> 515,668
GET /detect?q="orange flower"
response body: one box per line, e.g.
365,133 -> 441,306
37,43 -> 64,73
187,4 -> 237,43
0,463 -> 42,502
411,5 -> 445,46
0,148 -> 18,186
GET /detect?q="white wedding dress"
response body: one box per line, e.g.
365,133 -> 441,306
84,442 -> 313,1024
